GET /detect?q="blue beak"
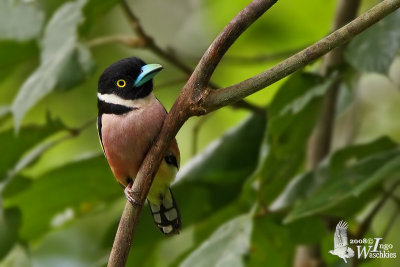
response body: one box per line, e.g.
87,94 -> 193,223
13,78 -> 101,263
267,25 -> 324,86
134,64 -> 163,87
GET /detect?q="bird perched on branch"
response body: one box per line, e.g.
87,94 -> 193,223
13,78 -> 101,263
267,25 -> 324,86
97,57 -> 181,235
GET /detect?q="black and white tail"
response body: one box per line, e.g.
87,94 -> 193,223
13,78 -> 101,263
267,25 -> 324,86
148,188 -> 181,236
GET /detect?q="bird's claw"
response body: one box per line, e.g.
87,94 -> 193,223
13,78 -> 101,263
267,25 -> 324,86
124,183 -> 142,207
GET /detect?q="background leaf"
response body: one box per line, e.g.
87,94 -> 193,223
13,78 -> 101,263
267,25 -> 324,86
0,0 -> 44,41
10,0 -> 93,129
180,213 -> 253,267
4,154 -> 120,240
345,9 -> 400,74
175,113 -> 266,226
245,72 -> 332,204
270,137 -> 398,211
0,207 -> 21,259
285,142 -> 400,222
121,114 -> 267,266
1,0 -> 400,265
0,118 -> 66,181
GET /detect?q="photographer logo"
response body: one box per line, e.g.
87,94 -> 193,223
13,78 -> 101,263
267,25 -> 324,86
329,221 -> 397,263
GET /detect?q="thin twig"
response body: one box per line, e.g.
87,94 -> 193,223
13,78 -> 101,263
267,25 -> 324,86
2,118 -> 96,188
120,0 -> 262,113
202,0 -> 400,111
107,1 -> 400,266
87,35 -> 146,48
121,0 -> 193,75
191,114 -> 212,156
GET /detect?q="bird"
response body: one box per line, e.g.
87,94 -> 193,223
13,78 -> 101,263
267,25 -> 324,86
97,57 -> 181,236
329,220 -> 355,263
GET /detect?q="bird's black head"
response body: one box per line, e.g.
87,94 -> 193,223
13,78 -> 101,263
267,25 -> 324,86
98,57 -> 163,100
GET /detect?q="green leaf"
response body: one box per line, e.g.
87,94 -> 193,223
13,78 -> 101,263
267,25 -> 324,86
80,0 -> 120,34
175,113 -> 266,225
180,213 -> 253,267
177,113 -> 266,185
2,176 -> 32,199
271,137 -> 398,211
54,44 -> 95,91
0,0 -> 44,41
124,114 -> 266,266
248,215 -> 294,266
0,118 -> 66,181
244,72 -> 332,205
285,144 -> 400,222
0,106 -> 11,126
345,9 -> 400,74
11,0 -> 94,129
0,245 -> 31,266
0,207 -> 21,259
0,40 -> 39,69
30,200 -> 123,267
4,155 -> 120,240
329,137 -> 397,174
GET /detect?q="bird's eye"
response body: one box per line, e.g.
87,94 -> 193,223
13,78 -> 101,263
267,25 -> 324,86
116,79 -> 126,88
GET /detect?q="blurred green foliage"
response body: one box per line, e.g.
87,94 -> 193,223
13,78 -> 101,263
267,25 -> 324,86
1,0 -> 400,266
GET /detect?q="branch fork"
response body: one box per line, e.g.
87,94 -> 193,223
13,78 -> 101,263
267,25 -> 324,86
108,0 -> 400,266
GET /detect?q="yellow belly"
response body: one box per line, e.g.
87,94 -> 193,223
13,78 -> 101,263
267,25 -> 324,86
147,160 -> 177,205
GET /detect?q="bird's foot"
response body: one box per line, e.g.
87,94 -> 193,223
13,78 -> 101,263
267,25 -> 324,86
124,182 -> 142,207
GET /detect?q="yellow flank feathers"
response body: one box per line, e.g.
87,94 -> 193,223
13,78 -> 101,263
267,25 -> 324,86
147,160 -> 177,205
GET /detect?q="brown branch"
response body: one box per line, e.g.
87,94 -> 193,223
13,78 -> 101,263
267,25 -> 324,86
108,1 -> 277,266
107,0 -> 400,266
120,0 -> 262,112
202,0 -> 400,112
187,0 -> 278,101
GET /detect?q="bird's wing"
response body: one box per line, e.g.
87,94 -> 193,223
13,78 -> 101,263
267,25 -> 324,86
166,138 -> 180,169
154,96 -> 181,169
97,115 -> 105,155
334,221 -> 349,249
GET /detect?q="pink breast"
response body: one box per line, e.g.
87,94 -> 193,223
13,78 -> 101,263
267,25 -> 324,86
101,102 -> 166,185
